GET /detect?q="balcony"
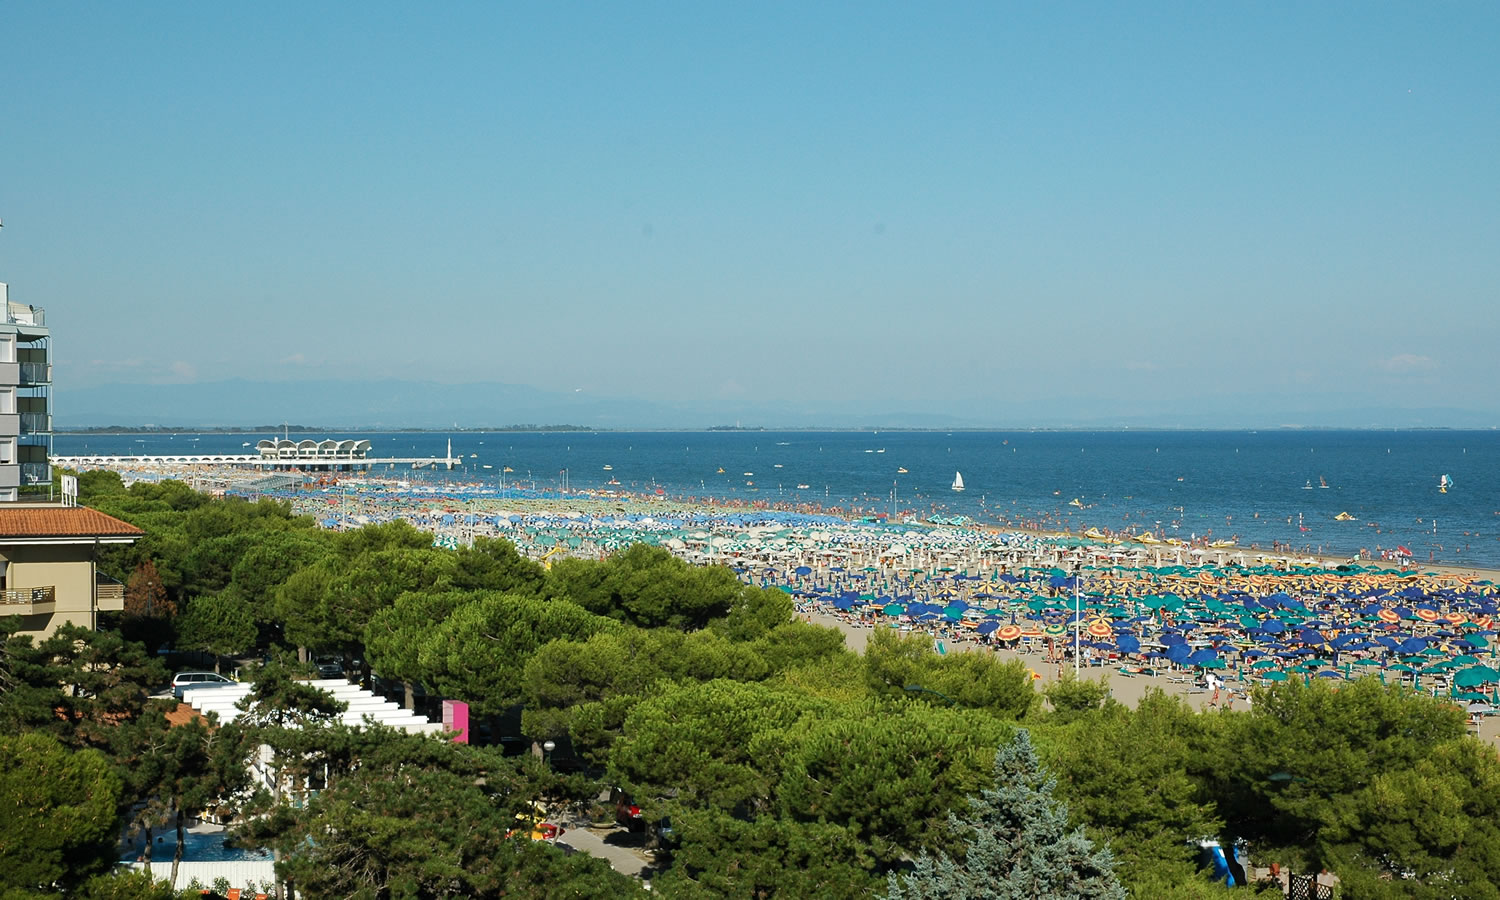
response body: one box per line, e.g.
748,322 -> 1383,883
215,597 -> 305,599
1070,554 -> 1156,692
20,462 -> 49,485
17,363 -> 49,385
4,304 -> 44,327
0,586 -> 56,615
19,413 -> 49,434
96,574 -> 125,612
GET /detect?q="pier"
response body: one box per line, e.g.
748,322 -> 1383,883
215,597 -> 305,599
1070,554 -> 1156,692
53,438 -> 460,471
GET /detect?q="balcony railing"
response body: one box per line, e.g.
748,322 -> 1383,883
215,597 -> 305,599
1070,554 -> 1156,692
18,363 -> 49,384
19,413 -> 49,433
0,586 -> 56,613
20,462 -> 50,485
4,304 -> 44,327
96,574 -> 124,611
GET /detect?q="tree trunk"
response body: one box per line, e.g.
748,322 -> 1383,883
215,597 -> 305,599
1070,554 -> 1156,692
142,825 -> 152,876
403,680 -> 415,710
297,645 -> 308,663
171,809 -> 184,887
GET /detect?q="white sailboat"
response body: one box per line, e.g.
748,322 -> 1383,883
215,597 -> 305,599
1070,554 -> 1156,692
951,471 -> 965,492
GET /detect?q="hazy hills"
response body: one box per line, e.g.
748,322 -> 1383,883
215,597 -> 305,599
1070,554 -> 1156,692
55,379 -> 1497,431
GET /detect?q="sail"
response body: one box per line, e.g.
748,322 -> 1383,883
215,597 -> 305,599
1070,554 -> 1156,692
951,471 -> 964,492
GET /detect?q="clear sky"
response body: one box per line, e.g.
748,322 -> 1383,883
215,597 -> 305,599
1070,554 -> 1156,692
1,2 -> 1496,423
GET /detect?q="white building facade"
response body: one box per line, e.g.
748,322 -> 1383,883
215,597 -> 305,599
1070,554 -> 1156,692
0,282 -> 50,502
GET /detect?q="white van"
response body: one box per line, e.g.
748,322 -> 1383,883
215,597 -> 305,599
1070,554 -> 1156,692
172,671 -> 234,700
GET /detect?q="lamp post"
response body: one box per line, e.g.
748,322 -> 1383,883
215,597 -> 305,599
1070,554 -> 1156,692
1075,576 -> 1082,677
542,739 -> 555,766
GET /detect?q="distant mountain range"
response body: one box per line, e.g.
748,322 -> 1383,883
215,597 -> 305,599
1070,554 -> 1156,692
54,378 -> 1498,431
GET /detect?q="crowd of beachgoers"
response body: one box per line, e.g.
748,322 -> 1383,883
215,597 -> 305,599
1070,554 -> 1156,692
85,463 -> 1500,736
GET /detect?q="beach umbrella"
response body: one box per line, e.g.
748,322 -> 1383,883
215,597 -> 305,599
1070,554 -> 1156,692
1455,666 -> 1500,688
996,624 -> 1023,642
1115,634 -> 1141,654
1261,671 -> 1290,682
882,603 -> 905,617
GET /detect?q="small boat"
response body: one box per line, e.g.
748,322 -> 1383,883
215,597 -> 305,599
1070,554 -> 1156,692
897,467 -> 908,474
607,477 -> 620,485
603,465 -> 612,470
743,472 -> 754,476
773,464 -> 783,468
1440,474 -> 1453,493
796,484 -> 810,489
1134,532 -> 1161,544
1303,481 -> 1314,490
951,472 -> 965,493
1084,527 -> 1108,540
1319,476 -> 1329,489
1069,498 -> 1084,508
241,442 -> 251,447
482,464 -> 493,469
876,449 -> 885,454
469,454 -> 477,458
716,467 -> 725,474
1334,512 -> 1357,521
1210,539 -> 1235,548
746,481 -> 754,486
502,466 -> 514,473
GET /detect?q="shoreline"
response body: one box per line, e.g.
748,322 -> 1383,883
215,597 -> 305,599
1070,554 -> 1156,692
70,459 -> 1500,578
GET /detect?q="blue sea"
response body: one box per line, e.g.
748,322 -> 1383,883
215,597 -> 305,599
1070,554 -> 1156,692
56,430 -> 1500,568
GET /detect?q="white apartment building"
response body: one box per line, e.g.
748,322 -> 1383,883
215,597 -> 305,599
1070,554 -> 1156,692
0,282 -> 51,502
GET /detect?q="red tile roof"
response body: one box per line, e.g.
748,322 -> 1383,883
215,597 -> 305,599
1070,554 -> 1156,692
0,506 -> 143,538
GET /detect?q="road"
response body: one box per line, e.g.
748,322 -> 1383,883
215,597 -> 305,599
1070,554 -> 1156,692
555,822 -> 658,883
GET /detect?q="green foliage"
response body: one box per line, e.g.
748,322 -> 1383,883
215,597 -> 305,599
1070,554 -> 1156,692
611,679 -> 822,814
547,543 -> 747,630
1209,678 -> 1489,884
0,732 -> 122,894
887,729 -> 1126,900
777,700 -> 1010,864
237,726 -> 642,899
654,808 -> 881,899
1044,672 -> 1113,720
364,589 -> 471,691
418,593 -> 616,714
453,536 -> 546,595
275,546 -> 457,659
28,625 -> 166,752
234,661 -> 348,729
73,869 -> 186,899
865,628 -> 1040,720
1037,689 -> 1222,894
175,591 -> 257,669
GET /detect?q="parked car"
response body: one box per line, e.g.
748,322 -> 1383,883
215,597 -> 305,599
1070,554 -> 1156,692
171,671 -> 234,700
612,787 -> 645,832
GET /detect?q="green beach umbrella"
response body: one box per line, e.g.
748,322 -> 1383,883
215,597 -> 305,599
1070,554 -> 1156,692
1455,666 -> 1500,688
1261,671 -> 1289,682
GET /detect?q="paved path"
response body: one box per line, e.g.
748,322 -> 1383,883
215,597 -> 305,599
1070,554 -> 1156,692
556,823 -> 657,882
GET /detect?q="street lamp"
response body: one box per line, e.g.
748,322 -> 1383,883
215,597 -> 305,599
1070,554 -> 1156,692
542,739 -> 555,765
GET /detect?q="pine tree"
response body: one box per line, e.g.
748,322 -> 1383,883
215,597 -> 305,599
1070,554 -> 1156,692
887,729 -> 1126,900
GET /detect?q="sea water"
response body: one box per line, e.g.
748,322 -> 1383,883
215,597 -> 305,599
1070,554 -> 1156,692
55,430 -> 1500,568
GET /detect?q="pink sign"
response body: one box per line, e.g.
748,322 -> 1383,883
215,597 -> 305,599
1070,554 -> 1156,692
441,699 -> 469,743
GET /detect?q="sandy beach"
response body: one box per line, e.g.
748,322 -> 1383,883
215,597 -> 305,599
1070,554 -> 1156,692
801,610 -> 1500,746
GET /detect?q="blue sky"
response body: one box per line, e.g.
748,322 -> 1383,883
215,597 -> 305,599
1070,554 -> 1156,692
1,3 -> 1496,423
